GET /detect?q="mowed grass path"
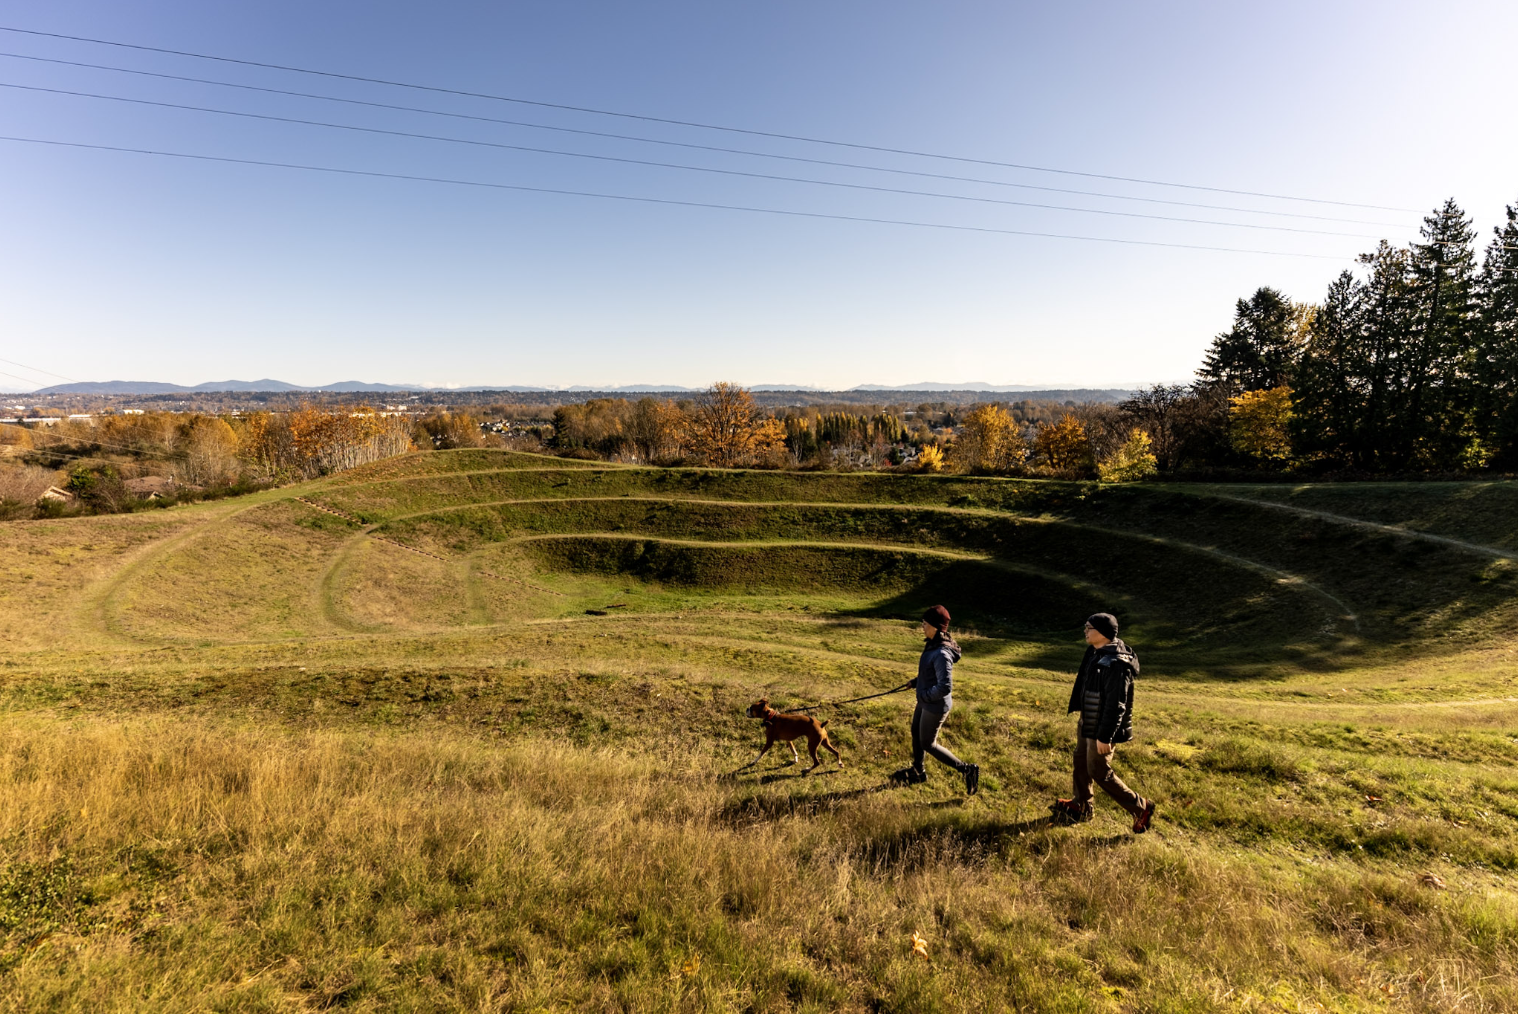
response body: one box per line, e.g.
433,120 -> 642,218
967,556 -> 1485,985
1,451 -> 1515,1013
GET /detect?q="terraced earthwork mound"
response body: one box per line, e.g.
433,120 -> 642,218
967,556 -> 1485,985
70,450 -> 1516,662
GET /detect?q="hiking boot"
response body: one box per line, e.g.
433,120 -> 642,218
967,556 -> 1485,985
963,763 -> 980,795
1049,798 -> 1093,825
890,767 -> 927,785
1132,800 -> 1156,834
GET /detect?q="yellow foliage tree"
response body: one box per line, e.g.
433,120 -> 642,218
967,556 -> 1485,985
1229,386 -> 1294,463
916,444 -> 945,473
180,415 -> 241,486
1032,414 -> 1094,474
947,404 -> 1026,474
1098,428 -> 1158,482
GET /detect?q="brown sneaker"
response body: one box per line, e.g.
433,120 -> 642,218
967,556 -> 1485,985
1049,798 -> 1092,825
1132,800 -> 1156,834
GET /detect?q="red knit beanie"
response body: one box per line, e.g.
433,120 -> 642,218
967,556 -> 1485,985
922,605 -> 951,632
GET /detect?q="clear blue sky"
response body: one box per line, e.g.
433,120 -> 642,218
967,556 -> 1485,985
2,1 -> 1515,391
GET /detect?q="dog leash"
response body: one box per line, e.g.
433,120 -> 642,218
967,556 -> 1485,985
788,681 -> 914,713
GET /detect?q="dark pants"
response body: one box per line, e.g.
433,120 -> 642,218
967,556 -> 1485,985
1073,735 -> 1144,816
911,702 -> 965,773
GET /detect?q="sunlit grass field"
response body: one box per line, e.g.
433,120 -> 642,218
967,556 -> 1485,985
2,451 -> 1515,1012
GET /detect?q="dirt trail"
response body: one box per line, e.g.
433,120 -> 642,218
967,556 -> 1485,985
76,497 -> 278,645
1198,491 -> 1517,561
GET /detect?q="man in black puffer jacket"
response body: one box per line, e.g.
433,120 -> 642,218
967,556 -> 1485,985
1052,612 -> 1156,833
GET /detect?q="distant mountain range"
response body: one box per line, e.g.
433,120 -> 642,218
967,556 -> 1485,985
850,383 -> 1080,392
28,380 -> 421,395
18,379 -> 1138,400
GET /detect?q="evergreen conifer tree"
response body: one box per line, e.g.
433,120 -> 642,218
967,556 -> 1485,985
1198,287 -> 1302,391
1402,199 -> 1478,466
1474,200 -> 1518,466
1291,271 -> 1363,466
1353,241 -> 1416,469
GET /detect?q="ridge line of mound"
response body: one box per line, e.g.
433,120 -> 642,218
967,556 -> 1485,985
1180,490 -> 1517,560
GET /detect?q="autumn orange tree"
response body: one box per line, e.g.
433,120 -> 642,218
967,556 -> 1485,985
686,383 -> 784,468
1032,413 -> 1094,475
628,397 -> 689,463
241,407 -> 412,480
418,410 -> 484,451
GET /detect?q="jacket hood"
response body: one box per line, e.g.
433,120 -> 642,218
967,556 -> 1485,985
1095,638 -> 1139,676
929,634 -> 962,663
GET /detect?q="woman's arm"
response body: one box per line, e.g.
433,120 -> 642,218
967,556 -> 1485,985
926,650 -> 953,702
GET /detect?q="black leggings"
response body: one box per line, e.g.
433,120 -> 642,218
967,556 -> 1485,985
911,702 -> 966,772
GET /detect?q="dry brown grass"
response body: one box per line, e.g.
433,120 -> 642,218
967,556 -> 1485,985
1,716 -> 1513,1013
4,460 -> 1518,1011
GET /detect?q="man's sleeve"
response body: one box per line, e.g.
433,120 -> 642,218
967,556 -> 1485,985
1096,664 -> 1131,742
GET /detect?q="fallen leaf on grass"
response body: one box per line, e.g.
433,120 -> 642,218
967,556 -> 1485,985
681,955 -> 701,977
910,932 -> 929,960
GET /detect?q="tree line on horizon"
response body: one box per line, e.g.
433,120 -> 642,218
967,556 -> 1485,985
0,408 -> 414,518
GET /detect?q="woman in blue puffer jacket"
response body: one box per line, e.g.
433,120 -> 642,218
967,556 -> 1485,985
892,605 -> 979,794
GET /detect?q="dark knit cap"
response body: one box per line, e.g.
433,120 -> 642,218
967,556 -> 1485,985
922,605 -> 951,632
1085,613 -> 1119,640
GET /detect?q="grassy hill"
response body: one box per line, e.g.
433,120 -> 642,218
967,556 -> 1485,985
2,451 -> 1515,1012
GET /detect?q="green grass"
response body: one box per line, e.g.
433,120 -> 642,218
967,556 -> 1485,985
1184,480 -> 1518,551
1,449 -> 1516,1012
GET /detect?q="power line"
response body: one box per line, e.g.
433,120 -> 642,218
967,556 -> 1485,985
1,81 -> 1389,241
0,420 -> 179,459
0,50 -> 1413,228
0,368 -> 45,389
0,354 -> 76,382
0,442 -> 88,465
0,134 -> 1354,259
0,24 -> 1421,213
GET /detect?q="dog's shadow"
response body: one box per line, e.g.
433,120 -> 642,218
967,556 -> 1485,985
758,768 -> 839,785
718,784 -> 886,824
720,759 -> 842,781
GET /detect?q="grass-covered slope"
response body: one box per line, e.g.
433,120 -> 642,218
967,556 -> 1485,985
2,450 -> 1516,1013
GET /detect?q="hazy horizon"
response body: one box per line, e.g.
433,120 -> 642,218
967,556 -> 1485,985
1,377 -> 1177,396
